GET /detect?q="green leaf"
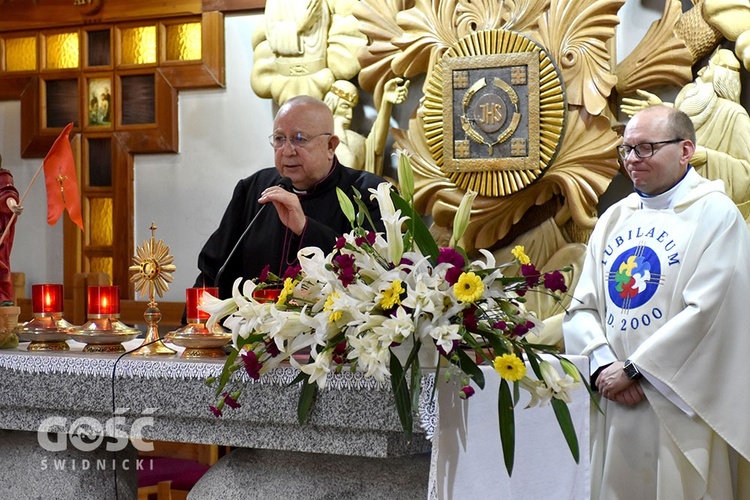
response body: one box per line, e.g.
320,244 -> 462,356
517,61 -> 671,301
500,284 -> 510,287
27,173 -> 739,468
214,348 -> 239,397
297,376 -> 318,425
525,349 -> 543,380
351,187 -> 378,233
336,186 -> 356,226
453,349 -> 485,390
391,191 -> 439,264
410,352 -> 422,417
498,378 -> 515,476
390,351 -> 413,443
551,398 -> 580,463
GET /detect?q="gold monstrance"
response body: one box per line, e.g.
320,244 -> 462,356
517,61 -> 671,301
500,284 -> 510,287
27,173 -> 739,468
128,222 -> 177,355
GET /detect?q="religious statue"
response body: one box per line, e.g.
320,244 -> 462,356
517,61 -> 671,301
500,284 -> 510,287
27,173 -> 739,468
323,77 -> 409,175
621,48 -> 750,225
702,0 -> 750,70
250,0 -> 367,105
0,154 -> 23,348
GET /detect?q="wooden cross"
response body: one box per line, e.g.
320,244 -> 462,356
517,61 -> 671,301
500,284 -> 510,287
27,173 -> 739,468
0,0 -> 264,299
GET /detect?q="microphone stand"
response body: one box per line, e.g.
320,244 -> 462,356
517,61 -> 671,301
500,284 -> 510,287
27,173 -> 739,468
213,177 -> 293,289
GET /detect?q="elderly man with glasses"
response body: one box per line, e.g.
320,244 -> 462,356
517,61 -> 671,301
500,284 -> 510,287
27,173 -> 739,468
564,105 -> 750,499
192,96 -> 386,299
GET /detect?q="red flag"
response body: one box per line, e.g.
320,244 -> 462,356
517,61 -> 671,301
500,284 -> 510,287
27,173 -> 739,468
43,122 -> 83,230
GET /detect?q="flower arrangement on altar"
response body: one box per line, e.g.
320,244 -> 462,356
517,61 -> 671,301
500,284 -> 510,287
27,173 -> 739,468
204,151 -> 589,475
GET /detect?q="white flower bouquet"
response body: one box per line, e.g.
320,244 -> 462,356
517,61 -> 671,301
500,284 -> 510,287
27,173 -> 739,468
204,151 -> 590,475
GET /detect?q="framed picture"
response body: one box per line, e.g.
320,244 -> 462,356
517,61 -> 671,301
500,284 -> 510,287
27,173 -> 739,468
88,77 -> 112,127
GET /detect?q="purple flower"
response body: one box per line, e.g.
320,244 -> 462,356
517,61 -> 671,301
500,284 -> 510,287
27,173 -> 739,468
459,385 -> 475,399
445,266 -> 463,285
242,351 -> 263,380
462,305 -> 478,330
492,321 -> 507,331
521,263 -> 540,287
264,339 -> 281,358
209,405 -> 222,417
355,231 -> 377,247
437,247 -> 465,268
258,265 -> 270,283
335,236 -> 346,249
222,392 -> 241,409
333,254 -> 357,286
512,322 -> 529,337
333,341 -> 347,356
543,270 -> 567,292
282,264 -> 301,280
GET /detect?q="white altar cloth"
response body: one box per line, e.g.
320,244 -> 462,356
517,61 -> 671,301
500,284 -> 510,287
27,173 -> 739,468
432,356 -> 590,500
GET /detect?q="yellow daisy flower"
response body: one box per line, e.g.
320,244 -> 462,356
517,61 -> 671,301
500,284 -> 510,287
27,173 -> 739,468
277,277 -> 297,306
324,292 -> 342,323
511,245 -> 531,265
453,272 -> 484,303
493,353 -> 527,382
379,279 -> 404,309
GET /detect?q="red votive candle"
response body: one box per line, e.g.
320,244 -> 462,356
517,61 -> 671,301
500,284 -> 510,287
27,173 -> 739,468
252,287 -> 282,303
87,286 -> 120,317
32,284 -> 63,315
185,287 -> 219,323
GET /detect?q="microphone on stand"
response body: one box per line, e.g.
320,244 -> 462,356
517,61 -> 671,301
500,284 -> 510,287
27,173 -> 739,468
213,177 -> 294,289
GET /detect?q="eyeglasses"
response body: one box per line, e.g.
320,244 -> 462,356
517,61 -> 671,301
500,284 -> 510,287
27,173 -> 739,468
268,132 -> 332,150
617,139 -> 684,160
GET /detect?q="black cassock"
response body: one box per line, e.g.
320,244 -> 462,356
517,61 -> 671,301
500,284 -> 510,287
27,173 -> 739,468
194,159 -> 386,299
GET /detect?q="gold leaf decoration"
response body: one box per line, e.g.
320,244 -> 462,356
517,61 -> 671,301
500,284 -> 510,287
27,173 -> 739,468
500,0 -> 551,32
359,0 -> 623,252
391,0 -> 458,79
533,0 -> 623,116
615,0 -> 693,97
355,0 -> 411,108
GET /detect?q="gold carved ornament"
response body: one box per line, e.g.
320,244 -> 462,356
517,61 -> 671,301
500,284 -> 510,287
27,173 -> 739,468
355,0 -> 623,251
422,30 -> 564,197
128,222 -> 177,356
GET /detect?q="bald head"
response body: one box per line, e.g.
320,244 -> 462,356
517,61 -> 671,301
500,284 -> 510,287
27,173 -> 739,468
276,96 -> 335,132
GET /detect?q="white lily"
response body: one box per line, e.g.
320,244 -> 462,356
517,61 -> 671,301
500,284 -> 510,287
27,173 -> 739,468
370,182 -> 396,218
539,360 -> 581,404
428,323 -> 462,352
451,189 -> 477,246
290,348 -> 333,389
347,333 -> 390,382
395,150 -> 414,202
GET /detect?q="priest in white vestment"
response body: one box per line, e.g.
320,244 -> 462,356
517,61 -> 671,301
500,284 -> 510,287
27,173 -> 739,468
564,105 -> 750,499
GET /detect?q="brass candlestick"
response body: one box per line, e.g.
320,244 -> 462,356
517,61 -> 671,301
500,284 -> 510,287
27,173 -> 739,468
128,222 -> 176,356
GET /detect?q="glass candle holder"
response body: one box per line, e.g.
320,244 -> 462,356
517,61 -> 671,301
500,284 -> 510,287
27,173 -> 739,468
185,287 -> 219,323
32,284 -> 63,316
252,287 -> 282,303
87,285 -> 120,317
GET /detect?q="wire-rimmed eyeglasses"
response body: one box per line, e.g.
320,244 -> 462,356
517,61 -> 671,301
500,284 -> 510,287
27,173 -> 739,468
268,132 -> 332,150
617,138 -> 684,160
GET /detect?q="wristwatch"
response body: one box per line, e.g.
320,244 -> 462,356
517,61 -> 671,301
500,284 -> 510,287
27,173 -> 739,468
623,360 -> 642,380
